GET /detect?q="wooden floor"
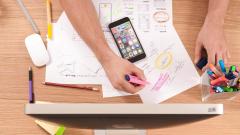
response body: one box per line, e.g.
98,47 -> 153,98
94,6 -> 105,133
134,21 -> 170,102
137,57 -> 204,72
0,0 -> 240,134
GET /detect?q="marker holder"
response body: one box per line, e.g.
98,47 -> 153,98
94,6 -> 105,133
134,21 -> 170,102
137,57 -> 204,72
201,71 -> 240,102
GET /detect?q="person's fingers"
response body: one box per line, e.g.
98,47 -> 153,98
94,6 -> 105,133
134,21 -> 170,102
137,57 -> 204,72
208,50 -> 216,65
194,40 -> 203,64
202,50 -> 216,71
223,51 -> 228,64
121,80 -> 141,94
131,66 -> 146,80
112,81 -> 124,91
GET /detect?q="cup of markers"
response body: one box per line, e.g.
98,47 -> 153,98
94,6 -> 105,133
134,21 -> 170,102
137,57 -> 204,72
207,60 -> 240,94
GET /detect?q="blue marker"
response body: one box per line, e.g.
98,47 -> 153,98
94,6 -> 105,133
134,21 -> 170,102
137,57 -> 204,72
207,69 -> 216,79
219,59 -> 226,73
196,57 -> 208,70
214,86 -> 224,93
207,69 -> 214,75
225,72 -> 236,80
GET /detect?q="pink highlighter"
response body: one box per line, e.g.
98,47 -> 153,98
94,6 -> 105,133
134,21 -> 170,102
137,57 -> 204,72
125,74 -> 150,85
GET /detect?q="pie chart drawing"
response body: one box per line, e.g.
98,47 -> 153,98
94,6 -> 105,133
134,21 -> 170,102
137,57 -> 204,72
155,52 -> 173,70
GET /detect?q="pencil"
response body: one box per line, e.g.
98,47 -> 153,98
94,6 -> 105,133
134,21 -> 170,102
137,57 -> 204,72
46,0 -> 52,39
42,82 -> 100,91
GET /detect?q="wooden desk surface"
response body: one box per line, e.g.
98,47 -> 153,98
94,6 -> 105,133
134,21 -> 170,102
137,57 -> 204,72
0,0 -> 239,134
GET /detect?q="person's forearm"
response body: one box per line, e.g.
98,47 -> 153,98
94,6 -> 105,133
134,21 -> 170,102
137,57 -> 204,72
59,0 -> 114,63
207,0 -> 229,24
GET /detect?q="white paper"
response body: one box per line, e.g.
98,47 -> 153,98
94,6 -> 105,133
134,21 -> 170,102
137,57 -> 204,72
137,27 -> 200,103
45,0 -> 200,103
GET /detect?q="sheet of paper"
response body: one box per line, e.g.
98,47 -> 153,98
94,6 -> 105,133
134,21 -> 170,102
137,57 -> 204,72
46,23 -> 104,84
47,15 -> 131,97
137,27 -> 200,103
45,0 -> 201,103
47,0 -> 173,97
92,0 -> 173,33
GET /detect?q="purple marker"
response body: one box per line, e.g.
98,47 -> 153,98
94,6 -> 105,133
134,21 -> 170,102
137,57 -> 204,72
29,67 -> 34,103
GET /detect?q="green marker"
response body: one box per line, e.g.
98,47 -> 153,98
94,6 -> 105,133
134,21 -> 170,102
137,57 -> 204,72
230,65 -> 236,72
223,86 -> 233,92
233,87 -> 238,92
56,126 -> 65,135
35,120 -> 65,135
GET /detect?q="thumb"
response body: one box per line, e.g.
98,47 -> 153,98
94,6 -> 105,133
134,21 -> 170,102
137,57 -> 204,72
194,40 -> 203,64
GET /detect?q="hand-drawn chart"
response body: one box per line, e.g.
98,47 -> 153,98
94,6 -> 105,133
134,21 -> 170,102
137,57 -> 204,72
137,40 -> 187,92
57,61 -> 76,76
153,11 -> 169,23
137,2 -> 150,32
56,56 -> 104,78
153,11 -> 169,32
155,51 -> 173,70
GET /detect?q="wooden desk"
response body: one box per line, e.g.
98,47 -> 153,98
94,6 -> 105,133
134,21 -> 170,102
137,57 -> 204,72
0,0 -> 239,134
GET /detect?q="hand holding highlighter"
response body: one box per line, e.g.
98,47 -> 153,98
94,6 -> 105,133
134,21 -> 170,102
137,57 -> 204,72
125,74 -> 150,86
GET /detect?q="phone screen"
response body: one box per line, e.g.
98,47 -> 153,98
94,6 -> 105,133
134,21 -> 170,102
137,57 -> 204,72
109,18 -> 146,62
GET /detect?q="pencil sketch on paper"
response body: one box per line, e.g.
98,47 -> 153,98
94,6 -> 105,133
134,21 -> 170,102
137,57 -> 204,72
57,61 -> 76,76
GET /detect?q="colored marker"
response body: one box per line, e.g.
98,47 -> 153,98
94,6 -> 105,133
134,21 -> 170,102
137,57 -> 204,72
125,74 -> 150,85
196,57 -> 208,70
46,0 -> 52,39
233,72 -> 239,77
210,76 -> 228,86
223,86 -> 233,92
35,120 -> 65,135
233,87 -> 238,92
225,72 -> 237,80
219,59 -> 226,73
207,69 -> 217,79
209,64 -> 222,77
229,78 -> 238,87
43,82 -> 99,91
209,87 -> 215,94
229,65 -> 236,72
29,67 -> 35,103
213,86 -> 224,93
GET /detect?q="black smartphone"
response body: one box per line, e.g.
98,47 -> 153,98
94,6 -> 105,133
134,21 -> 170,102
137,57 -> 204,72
109,17 -> 146,63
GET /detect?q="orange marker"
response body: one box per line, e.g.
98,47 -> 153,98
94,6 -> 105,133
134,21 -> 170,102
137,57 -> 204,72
209,64 -> 222,77
210,76 -> 228,86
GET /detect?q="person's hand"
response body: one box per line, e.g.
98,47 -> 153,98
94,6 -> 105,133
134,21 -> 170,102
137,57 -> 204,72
194,14 -> 230,70
101,53 -> 146,94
